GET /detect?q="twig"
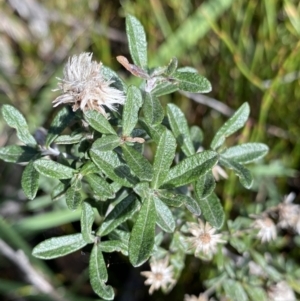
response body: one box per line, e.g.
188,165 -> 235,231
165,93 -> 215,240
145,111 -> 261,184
0,238 -> 69,301
181,91 -> 234,116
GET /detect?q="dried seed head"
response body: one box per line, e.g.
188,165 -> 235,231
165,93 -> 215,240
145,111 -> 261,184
53,53 -> 125,117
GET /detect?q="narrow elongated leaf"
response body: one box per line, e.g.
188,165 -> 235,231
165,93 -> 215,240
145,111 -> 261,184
99,240 -> 128,256
244,284 -> 268,301
91,135 -> 121,152
2,105 -> 36,146
166,57 -> 178,75
153,196 -> 175,233
122,144 -> 153,181
90,149 -> 138,187
151,79 -> 179,97
155,190 -> 184,207
33,159 -> 75,179
84,110 -> 116,135
195,192 -> 224,229
129,197 -> 156,267
32,233 -> 87,259
167,104 -> 195,156
46,107 -> 75,147
85,174 -> 115,201
66,186 -> 81,210
223,280 -> 248,301
126,15 -> 147,69
90,244 -> 114,300
139,118 -> 166,144
122,85 -> 143,136
195,172 -> 216,200
172,71 -> 211,93
90,243 -> 107,281
97,194 -> 140,236
210,102 -> 250,150
152,130 -> 176,189
54,133 -> 84,145
190,125 -> 203,150
221,143 -> 269,164
0,145 -> 39,163
81,202 -> 95,243
21,160 -> 39,200
162,151 -> 218,188
220,157 -> 253,188
142,92 -> 164,125
184,195 -> 201,216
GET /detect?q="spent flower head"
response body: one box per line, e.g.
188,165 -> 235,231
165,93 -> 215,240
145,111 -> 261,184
277,192 -> 300,234
187,219 -> 225,256
267,281 -> 296,301
140,256 -> 175,295
253,217 -> 277,243
53,52 -> 125,117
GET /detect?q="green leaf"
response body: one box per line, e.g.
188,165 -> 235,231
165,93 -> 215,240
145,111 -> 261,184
0,145 -> 39,163
210,102 -> 250,150
81,202 -> 95,243
195,192 -> 224,229
223,280 -> 248,301
151,79 -> 179,97
142,92 -> 164,125
32,233 -> 87,259
101,65 -> 127,92
99,240 -> 128,256
80,161 -> 99,175
162,151 -> 218,188
21,161 -> 39,200
91,135 -> 121,152
155,190 -> 184,207
97,194 -> 139,236
66,185 -> 81,210
195,172 -> 216,200
153,196 -> 175,233
190,125 -> 203,150
152,130 -> 176,189
129,197 -> 156,267
33,159 -> 75,179
220,157 -> 253,188
172,71 -> 212,93
167,104 -> 195,156
85,174 -> 115,201
84,110 -> 116,135
122,85 -> 143,136
184,194 -> 201,216
126,14 -> 147,69
2,105 -> 36,146
90,149 -> 138,187
244,285 -> 268,301
139,118 -> 166,144
54,133 -> 84,145
46,107 -> 75,147
89,243 -> 114,300
134,182 -> 150,199
166,57 -> 178,75
221,143 -> 269,164
122,144 -> 153,181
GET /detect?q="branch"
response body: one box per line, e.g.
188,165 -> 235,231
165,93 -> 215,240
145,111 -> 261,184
0,238 -> 69,301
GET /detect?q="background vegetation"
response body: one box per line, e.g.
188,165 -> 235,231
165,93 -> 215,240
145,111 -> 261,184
0,0 -> 299,300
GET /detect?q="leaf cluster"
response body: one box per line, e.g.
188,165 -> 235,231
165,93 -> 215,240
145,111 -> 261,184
0,15 -> 268,300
